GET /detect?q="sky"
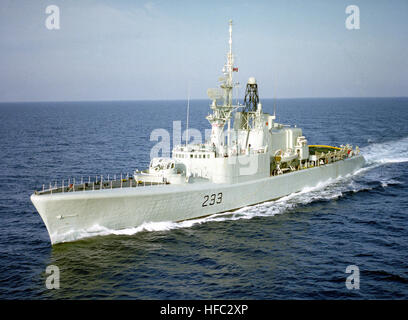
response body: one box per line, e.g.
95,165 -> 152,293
0,0 -> 407,102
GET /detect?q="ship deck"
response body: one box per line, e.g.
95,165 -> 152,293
35,177 -> 169,196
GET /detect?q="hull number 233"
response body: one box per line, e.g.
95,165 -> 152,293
202,193 -> 223,207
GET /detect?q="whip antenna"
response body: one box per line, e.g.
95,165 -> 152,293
186,85 -> 190,146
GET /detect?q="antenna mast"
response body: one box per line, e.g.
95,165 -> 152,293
186,86 -> 190,147
228,20 -> 233,88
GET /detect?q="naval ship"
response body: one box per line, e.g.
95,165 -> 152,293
31,21 -> 365,245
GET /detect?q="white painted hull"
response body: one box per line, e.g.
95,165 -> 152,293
31,155 -> 365,244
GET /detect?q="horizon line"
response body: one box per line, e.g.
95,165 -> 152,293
1,96 -> 407,104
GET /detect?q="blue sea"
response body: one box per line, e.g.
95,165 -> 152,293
0,97 -> 407,299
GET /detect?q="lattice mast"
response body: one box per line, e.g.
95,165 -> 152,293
242,77 -> 260,130
206,20 -> 238,154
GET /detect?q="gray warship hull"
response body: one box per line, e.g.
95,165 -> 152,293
31,155 -> 364,244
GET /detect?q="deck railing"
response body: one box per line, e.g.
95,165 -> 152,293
35,173 -> 168,195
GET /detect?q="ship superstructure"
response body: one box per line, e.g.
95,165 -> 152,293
31,21 -> 365,245
135,20 -> 359,185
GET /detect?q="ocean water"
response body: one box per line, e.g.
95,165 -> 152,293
0,97 -> 407,299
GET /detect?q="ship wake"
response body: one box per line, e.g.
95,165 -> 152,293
362,136 -> 408,166
54,136 -> 408,244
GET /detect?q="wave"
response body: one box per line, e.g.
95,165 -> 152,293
362,136 -> 408,166
54,136 -> 408,244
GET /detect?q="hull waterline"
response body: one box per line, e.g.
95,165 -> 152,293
31,155 -> 365,245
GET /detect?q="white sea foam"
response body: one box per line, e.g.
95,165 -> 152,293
362,136 -> 408,166
55,136 -> 408,244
